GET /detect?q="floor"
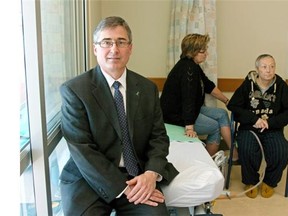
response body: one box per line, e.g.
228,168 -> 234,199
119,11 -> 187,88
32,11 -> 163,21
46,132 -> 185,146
212,165 -> 288,216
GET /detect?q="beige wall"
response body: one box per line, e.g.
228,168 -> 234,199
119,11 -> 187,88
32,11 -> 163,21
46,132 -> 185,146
217,0 -> 288,79
86,0 -> 101,68
87,0 -> 288,80
87,0 -> 171,76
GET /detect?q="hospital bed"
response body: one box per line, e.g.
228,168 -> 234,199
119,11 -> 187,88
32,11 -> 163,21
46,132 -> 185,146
162,124 -> 224,216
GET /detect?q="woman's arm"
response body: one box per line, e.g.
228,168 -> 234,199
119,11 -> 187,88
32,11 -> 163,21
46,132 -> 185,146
210,87 -> 229,105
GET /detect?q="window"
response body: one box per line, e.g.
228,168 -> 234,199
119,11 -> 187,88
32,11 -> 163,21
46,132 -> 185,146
19,0 -> 86,215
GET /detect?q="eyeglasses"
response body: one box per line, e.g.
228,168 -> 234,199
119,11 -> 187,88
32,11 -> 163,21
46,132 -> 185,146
95,40 -> 131,48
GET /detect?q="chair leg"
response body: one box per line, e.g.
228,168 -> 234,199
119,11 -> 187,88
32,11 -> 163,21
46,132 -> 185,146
193,203 -> 223,216
188,206 -> 195,216
225,113 -> 238,189
225,141 -> 234,189
285,166 -> 288,197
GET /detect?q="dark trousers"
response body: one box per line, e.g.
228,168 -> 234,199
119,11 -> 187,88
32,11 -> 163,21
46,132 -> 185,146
61,168 -> 169,216
82,184 -> 169,216
236,130 -> 288,187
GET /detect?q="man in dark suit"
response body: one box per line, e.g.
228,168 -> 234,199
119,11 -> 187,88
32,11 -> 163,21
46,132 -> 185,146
59,16 -> 179,215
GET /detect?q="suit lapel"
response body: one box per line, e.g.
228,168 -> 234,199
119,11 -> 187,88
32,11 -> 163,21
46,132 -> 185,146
91,66 -> 122,138
126,71 -> 141,139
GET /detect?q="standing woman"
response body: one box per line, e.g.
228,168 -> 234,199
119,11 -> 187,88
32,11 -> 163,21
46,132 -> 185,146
160,33 -> 236,158
227,54 -> 288,198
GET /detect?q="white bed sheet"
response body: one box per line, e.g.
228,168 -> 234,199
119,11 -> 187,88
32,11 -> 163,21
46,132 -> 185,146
161,140 -> 224,207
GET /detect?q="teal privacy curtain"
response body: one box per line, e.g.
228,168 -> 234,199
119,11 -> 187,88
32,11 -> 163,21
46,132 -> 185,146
167,0 -> 217,106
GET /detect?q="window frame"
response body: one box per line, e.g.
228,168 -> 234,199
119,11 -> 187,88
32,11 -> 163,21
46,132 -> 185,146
20,0 -> 87,215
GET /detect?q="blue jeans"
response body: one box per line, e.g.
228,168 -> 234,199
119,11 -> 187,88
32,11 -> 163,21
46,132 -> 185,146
194,106 -> 230,145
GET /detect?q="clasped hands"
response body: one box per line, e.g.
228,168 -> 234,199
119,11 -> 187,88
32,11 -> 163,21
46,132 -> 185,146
124,171 -> 164,207
253,118 -> 269,132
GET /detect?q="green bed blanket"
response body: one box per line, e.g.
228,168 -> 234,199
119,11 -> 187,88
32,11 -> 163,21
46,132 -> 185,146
164,123 -> 200,142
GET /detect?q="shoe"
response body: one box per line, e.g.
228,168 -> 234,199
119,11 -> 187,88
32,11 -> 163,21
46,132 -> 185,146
261,182 -> 274,198
244,185 -> 258,198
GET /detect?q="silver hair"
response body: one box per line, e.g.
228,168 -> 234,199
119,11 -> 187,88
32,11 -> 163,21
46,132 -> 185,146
255,54 -> 274,68
93,16 -> 132,43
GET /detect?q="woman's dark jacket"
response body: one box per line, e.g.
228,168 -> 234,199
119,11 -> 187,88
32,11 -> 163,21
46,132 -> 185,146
160,57 -> 215,126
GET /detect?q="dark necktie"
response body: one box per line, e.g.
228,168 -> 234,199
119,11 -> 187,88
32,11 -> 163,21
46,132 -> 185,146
113,81 -> 139,176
